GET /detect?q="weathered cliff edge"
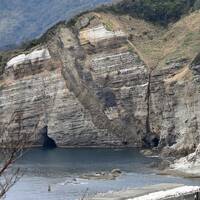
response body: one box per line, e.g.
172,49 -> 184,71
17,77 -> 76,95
0,8 -> 200,174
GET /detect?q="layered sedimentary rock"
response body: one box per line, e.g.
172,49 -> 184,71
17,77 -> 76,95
0,14 -> 150,146
6,49 -> 51,68
149,58 -> 200,155
0,47 -> 122,146
0,10 -> 200,167
79,25 -> 126,45
56,22 -> 148,146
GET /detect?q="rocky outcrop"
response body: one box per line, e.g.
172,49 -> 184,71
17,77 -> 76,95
6,49 -> 51,68
50,20 -> 150,146
149,58 -> 200,156
0,49 -> 123,146
0,10 -> 200,168
0,18 -> 150,147
170,144 -> 200,177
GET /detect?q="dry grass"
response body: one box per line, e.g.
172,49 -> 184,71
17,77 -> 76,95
164,66 -> 192,84
96,10 -> 200,69
159,11 -> 200,66
94,12 -> 122,31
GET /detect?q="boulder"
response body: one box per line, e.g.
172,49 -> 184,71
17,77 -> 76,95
111,169 -> 122,175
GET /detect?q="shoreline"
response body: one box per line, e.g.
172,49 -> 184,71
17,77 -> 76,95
89,184 -> 200,200
0,145 -> 142,150
140,149 -> 200,179
3,145 -> 200,179
156,168 -> 200,179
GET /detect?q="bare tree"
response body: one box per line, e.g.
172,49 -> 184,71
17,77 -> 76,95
0,65 -> 59,198
0,109 -> 41,199
0,39 -> 59,198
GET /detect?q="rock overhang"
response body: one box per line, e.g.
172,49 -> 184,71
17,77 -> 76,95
79,24 -> 127,45
6,48 -> 51,69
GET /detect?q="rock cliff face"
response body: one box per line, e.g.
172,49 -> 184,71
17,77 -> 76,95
150,61 -> 200,154
0,9 -> 200,161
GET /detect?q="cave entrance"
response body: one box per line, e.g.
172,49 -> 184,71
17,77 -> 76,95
40,126 -> 57,149
152,137 -> 159,147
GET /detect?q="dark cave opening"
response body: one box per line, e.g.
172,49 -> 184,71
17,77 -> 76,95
39,126 -> 57,149
152,137 -> 159,147
142,134 -> 160,148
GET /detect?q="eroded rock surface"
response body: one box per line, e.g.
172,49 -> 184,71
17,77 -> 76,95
0,10 -> 200,166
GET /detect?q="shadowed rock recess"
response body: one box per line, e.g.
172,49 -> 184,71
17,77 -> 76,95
1,4 -> 200,170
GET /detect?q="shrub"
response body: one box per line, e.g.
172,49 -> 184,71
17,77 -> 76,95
101,0 -> 196,25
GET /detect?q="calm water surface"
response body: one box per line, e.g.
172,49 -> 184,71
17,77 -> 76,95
5,148 -> 200,200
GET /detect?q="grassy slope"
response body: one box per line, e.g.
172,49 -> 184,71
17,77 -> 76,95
102,0 -> 197,25
108,10 -> 200,68
90,0 -> 200,68
160,11 -> 200,66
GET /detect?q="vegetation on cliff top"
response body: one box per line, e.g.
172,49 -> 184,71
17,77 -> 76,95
101,0 -> 199,25
1,0 -> 200,75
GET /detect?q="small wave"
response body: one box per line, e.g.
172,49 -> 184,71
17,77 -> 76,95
58,178 -> 88,186
148,155 -> 160,158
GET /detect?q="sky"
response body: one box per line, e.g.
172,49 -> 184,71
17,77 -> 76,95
0,0 -> 112,50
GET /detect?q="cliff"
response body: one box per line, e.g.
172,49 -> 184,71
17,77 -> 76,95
0,3 -> 200,172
